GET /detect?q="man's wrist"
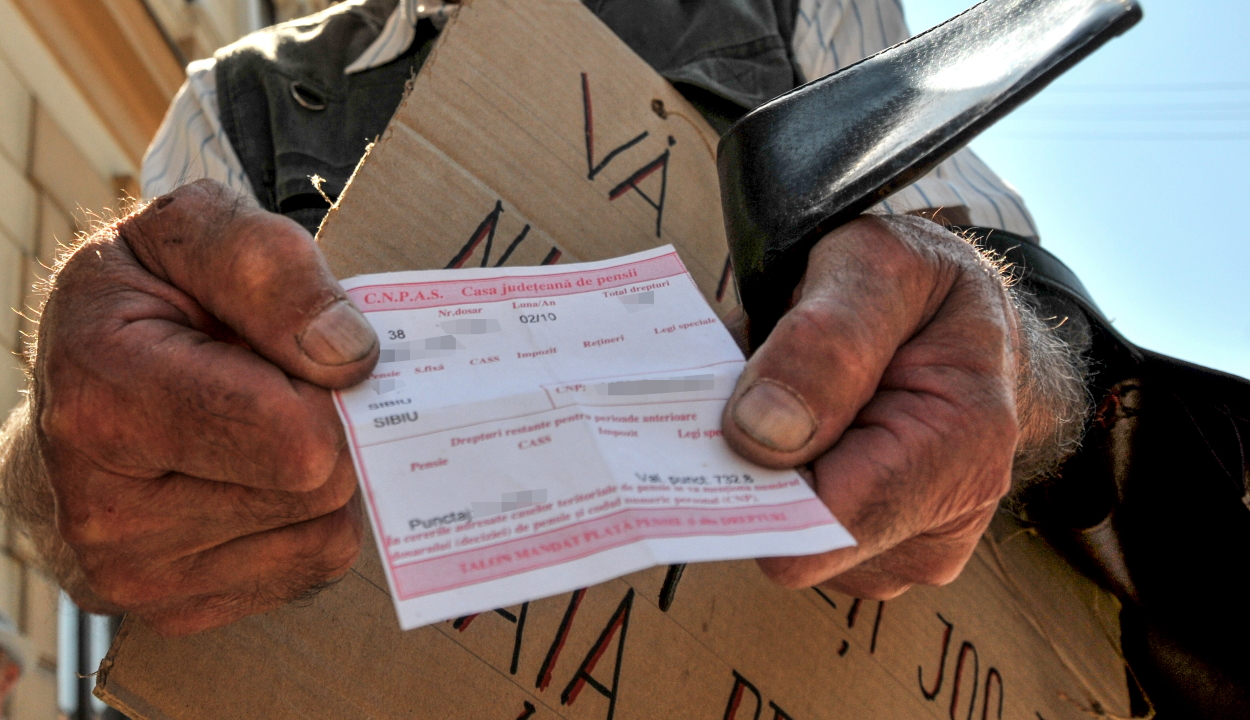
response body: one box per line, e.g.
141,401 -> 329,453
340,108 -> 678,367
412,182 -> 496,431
869,215 -> 1090,485
1005,283 -> 1093,489
931,222 -> 1094,491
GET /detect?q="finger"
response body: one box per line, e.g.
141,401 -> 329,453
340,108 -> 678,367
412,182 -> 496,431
40,197 -> 357,489
747,218 -> 1018,586
756,542 -> 918,599
40,298 -> 348,489
818,563 -> 913,601
722,217 -> 958,468
120,179 -> 378,389
867,505 -> 997,587
763,504 -> 997,597
54,447 -> 360,559
86,498 -> 364,636
756,350 -> 1015,588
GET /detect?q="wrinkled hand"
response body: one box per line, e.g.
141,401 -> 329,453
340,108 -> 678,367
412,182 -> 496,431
723,215 -> 1021,599
34,180 -> 377,635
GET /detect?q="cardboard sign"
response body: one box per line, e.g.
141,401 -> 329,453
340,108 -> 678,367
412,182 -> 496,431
96,1 -> 1138,718
313,0 -> 736,312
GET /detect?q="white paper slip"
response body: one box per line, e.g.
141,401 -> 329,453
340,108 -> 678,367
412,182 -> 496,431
333,246 -> 855,629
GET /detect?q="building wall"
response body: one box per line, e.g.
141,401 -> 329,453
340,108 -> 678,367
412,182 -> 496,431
0,39 -> 123,719
0,2 -> 275,717
0,53 -> 118,446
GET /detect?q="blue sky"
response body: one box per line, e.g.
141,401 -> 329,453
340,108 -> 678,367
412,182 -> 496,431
903,0 -> 1250,379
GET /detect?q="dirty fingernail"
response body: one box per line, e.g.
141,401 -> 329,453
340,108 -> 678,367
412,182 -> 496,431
732,381 -> 816,452
299,300 -> 376,365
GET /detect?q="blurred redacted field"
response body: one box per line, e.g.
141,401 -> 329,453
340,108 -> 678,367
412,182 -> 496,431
94,0 -> 1143,718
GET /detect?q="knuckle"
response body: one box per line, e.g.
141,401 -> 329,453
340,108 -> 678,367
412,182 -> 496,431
988,469 -> 1013,503
55,514 -> 98,549
323,520 -> 364,572
46,238 -> 111,301
38,393 -> 119,458
891,534 -> 984,588
190,386 -> 339,492
224,223 -> 303,297
770,300 -> 878,384
52,221 -> 128,274
283,507 -> 363,586
271,421 -> 343,493
320,539 -> 362,580
245,492 -> 309,528
39,387 -> 129,464
276,440 -> 341,493
778,302 -> 842,346
251,471 -> 354,528
964,461 -> 1015,510
183,177 -> 231,195
313,515 -> 364,577
37,362 -> 103,450
54,496 -> 133,551
840,216 -> 931,274
38,393 -> 83,446
156,179 -> 238,222
117,192 -> 185,257
278,535 -> 360,604
319,468 -> 359,514
767,302 -> 868,383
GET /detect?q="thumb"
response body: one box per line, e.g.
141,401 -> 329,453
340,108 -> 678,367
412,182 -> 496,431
721,216 -> 954,468
119,180 -> 378,389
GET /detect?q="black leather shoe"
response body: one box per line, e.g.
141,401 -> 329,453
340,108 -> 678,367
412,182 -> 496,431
717,0 -> 1142,345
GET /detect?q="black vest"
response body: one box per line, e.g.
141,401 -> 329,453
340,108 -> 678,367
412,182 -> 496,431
215,0 -> 801,233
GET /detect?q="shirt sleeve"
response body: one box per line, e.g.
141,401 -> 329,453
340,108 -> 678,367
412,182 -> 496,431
140,58 -> 256,202
791,0 -> 1039,239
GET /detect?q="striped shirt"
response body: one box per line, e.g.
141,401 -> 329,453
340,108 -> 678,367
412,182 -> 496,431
142,0 -> 1039,239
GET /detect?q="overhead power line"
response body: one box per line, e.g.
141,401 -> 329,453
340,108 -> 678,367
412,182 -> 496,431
992,131 -> 1250,142
1046,81 -> 1250,93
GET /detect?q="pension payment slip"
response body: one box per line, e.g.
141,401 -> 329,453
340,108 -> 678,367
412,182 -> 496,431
334,246 -> 854,629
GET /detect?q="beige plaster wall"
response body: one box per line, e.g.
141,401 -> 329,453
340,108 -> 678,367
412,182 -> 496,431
0,46 -> 120,720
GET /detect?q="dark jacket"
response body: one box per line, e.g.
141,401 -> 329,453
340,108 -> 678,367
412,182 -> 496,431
215,0 -> 799,234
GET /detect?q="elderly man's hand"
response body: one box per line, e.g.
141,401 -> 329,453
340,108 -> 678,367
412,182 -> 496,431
31,180 -> 377,635
723,215 -> 1060,600
10,181 -> 1076,633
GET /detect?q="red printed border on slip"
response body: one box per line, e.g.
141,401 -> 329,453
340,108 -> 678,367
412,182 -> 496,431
347,251 -> 687,313
388,499 -> 832,599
